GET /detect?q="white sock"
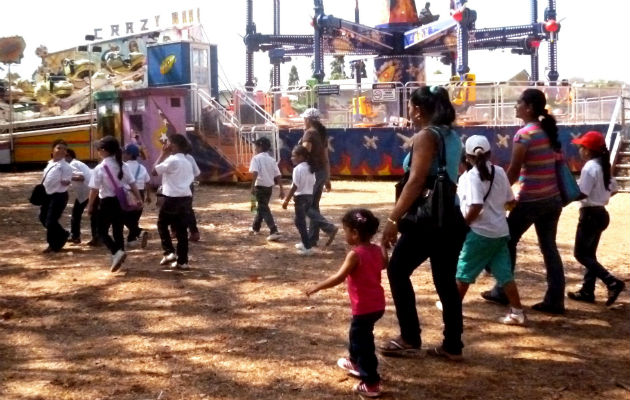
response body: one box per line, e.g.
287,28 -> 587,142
511,307 -> 524,315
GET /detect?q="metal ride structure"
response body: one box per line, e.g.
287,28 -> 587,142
243,0 -> 561,88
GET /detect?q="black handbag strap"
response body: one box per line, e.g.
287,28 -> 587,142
407,125 -> 447,170
40,163 -> 55,184
483,165 -> 496,202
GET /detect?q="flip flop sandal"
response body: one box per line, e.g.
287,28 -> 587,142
426,346 -> 463,362
379,338 -> 421,357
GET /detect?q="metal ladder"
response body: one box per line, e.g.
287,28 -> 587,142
607,96 -> 630,192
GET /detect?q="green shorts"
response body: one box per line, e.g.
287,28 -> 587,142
456,231 -> 513,286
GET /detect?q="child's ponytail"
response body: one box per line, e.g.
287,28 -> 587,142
473,149 -> 492,181
596,146 -> 612,191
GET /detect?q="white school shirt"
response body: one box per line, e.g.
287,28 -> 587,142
124,160 -> 151,190
292,161 -> 315,195
458,163 -> 514,238
89,156 -> 135,199
42,159 -> 73,195
185,154 -> 201,177
249,152 -> 280,187
578,159 -> 617,207
155,153 -> 194,197
69,159 -> 93,203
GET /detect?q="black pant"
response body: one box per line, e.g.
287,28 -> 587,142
387,208 -> 467,354
123,190 -> 144,241
70,198 -> 99,241
39,192 -> 69,251
188,184 -> 199,234
349,310 -> 384,384
98,197 -> 125,255
158,196 -> 192,264
252,186 -> 277,233
489,196 -> 565,308
574,206 -> 617,294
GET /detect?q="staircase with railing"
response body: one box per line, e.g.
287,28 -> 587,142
193,88 -> 279,181
606,96 -> 630,192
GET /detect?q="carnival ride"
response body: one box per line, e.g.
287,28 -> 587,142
244,0 -> 561,89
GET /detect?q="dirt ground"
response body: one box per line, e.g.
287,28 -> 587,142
0,172 -> 628,400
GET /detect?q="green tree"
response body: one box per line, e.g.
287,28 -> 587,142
329,55 -> 347,80
288,65 -> 300,88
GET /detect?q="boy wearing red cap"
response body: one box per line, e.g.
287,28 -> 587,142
569,131 -> 625,306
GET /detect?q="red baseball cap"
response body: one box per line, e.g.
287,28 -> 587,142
571,131 -> 605,150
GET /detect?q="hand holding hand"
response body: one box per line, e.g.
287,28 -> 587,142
381,219 -> 399,249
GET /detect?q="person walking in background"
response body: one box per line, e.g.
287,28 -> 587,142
455,135 -> 526,325
568,131 -> 625,307
301,108 -> 333,247
39,139 -> 73,253
184,149 -> 202,242
249,137 -> 284,241
306,209 -> 385,398
282,145 -> 338,256
481,88 -> 566,315
153,134 -> 195,270
380,86 -> 466,360
87,136 -> 143,272
122,144 -> 150,249
65,148 -> 98,245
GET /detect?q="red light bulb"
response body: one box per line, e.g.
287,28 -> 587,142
545,20 -> 559,32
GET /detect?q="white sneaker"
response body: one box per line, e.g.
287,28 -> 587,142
501,311 -> 527,325
295,242 -> 306,250
297,247 -> 313,256
160,253 -> 177,266
110,250 -> 127,272
435,300 -> 443,311
266,232 -> 282,241
249,227 -> 260,235
170,261 -> 189,270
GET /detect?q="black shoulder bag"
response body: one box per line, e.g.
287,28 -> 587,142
396,126 -> 458,232
29,167 -> 53,206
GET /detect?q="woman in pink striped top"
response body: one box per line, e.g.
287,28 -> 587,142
482,88 -> 566,315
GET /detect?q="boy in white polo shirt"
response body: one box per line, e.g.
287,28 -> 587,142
40,139 -> 73,252
152,134 -> 194,270
249,137 -> 285,241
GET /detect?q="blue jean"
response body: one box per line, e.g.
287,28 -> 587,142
489,196 -> 565,308
574,206 -> 616,294
387,207 -> 467,354
308,169 -> 330,246
349,310 -> 384,385
294,194 -> 336,249
252,186 -> 277,234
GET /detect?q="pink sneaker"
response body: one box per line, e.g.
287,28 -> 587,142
353,381 -> 381,398
336,357 -> 360,377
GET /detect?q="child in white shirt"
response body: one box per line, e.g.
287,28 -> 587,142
282,145 -> 338,255
249,137 -> 285,241
123,144 -> 151,248
568,131 -> 624,306
152,134 -> 195,269
456,136 -> 526,325
40,139 -> 73,253
65,148 -> 98,245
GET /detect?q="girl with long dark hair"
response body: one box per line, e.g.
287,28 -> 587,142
380,86 -> 466,360
87,136 -> 143,272
482,88 -> 566,314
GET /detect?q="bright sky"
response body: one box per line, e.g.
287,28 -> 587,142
1,0 -> 629,88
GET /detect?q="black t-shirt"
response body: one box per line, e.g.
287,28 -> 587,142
302,129 -> 327,172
